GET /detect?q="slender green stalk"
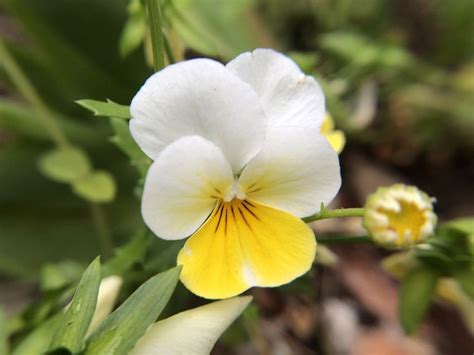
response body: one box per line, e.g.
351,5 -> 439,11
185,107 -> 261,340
146,0 -> 165,71
163,35 -> 176,64
303,207 -> 365,223
317,235 -> 371,244
0,38 -> 68,147
90,203 -> 113,258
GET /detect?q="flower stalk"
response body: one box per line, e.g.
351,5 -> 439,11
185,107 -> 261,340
145,0 -> 165,71
303,207 -> 365,223
317,235 -> 371,244
90,203 -> 113,258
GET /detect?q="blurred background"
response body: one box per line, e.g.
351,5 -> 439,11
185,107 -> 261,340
0,0 -> 473,354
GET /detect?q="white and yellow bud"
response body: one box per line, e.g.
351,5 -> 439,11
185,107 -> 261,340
130,296 -> 252,355
87,275 -> 123,334
363,184 -> 437,249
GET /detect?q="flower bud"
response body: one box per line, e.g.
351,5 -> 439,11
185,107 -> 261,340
363,184 -> 437,249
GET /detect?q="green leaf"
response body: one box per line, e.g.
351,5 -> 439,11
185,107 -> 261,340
38,147 -> 91,183
76,99 -> 131,119
49,257 -> 101,353
102,230 -> 150,277
415,226 -> 473,271
119,0 -> 147,58
399,267 -> 439,334
85,266 -> 181,355
12,314 -> 62,355
109,117 -> 150,177
455,269 -> 474,300
447,217 -> 474,236
40,261 -> 85,292
0,307 -> 8,355
72,171 -> 116,203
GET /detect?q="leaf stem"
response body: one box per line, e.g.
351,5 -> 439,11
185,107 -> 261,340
145,0 -> 165,71
317,235 -> 372,244
303,207 -> 365,223
0,38 -> 68,147
90,203 -> 113,258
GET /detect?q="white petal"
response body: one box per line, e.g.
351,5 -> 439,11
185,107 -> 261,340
130,296 -> 252,355
130,58 -> 266,172
239,127 -> 341,217
227,48 -> 325,129
87,276 -> 123,335
142,135 -> 234,240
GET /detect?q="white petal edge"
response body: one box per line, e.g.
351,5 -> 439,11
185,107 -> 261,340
87,276 -> 123,335
130,296 -> 252,355
238,126 -> 341,218
130,58 -> 267,173
227,48 -> 325,130
142,135 -> 234,240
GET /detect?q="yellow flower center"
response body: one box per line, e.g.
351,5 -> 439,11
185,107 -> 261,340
377,200 -> 428,243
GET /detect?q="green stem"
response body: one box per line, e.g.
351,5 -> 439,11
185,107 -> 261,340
163,35 -> 176,64
146,0 -> 165,71
0,38 -> 68,147
90,203 -> 113,258
303,207 -> 365,223
317,235 -> 371,244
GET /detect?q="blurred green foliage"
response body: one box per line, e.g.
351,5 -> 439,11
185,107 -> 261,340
383,218 -> 474,334
0,0 -> 148,278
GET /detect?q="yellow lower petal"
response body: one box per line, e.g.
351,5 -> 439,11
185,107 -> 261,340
177,199 -> 316,299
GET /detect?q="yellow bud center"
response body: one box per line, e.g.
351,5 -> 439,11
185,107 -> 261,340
377,200 -> 427,243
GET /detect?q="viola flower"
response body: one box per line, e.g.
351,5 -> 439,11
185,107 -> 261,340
363,184 -> 437,249
320,113 -> 346,154
130,49 -> 341,299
